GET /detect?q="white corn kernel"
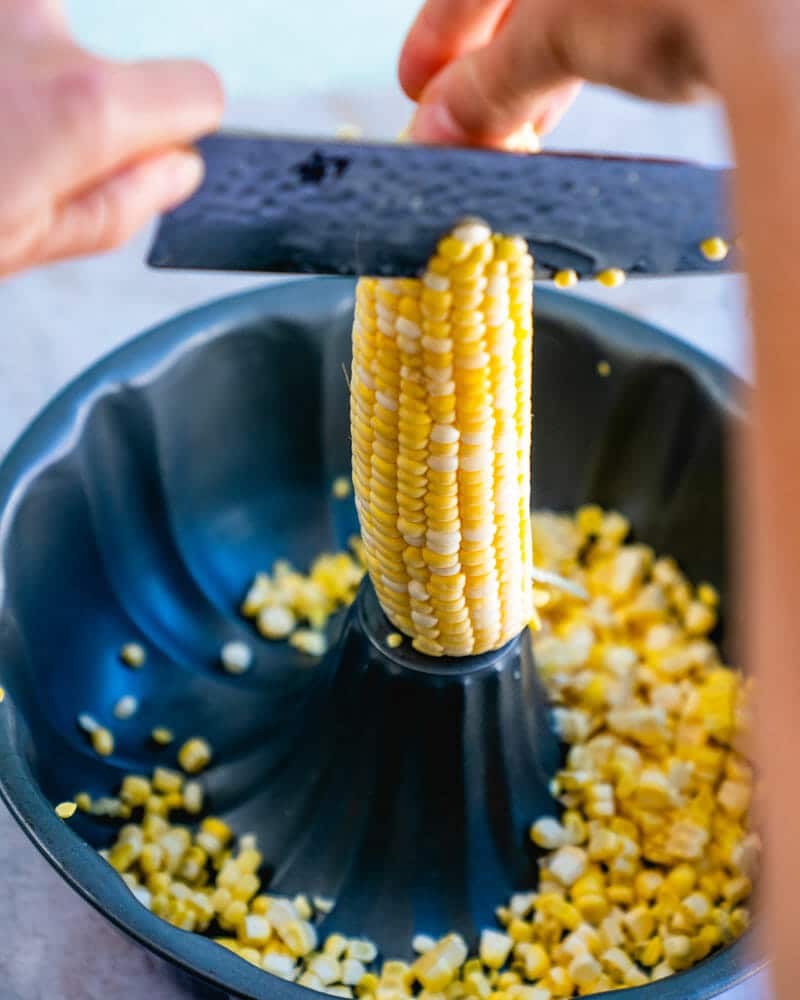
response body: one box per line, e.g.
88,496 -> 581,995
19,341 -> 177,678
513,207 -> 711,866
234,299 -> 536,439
113,695 -> 139,720
220,640 -> 253,675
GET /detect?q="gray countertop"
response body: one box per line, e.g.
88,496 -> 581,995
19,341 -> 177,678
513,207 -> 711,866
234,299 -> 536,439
0,90 -> 767,998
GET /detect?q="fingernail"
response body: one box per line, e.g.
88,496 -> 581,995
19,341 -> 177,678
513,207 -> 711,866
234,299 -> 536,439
163,151 -> 205,209
410,100 -> 467,145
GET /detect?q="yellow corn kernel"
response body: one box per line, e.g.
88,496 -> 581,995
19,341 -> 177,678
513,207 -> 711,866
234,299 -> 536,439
635,870 -> 663,902
120,642 -> 146,668
517,942 -> 550,980
177,737 -> 213,774
55,801 -> 77,819
699,237 -> 729,262
120,775 -> 151,806
723,875 -> 752,907
357,973 -> 379,996
506,919 -> 534,944
333,476 -> 353,499
553,269 -> 578,289
543,966 -> 573,997
595,268 -> 626,289
692,924 -> 723,961
218,897 -> 247,931
91,726 -> 114,756
730,908 -> 750,936
464,971 -> 492,1000
280,919 -> 319,957
666,864 -> 697,899
568,952 -> 601,989
607,885 -> 634,907
75,792 -> 92,813
151,727 -> 175,746
412,934 -> 468,991
663,934 -> 693,971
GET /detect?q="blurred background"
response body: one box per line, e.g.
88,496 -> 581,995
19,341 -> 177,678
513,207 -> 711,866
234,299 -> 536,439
66,0 -> 421,100
1,5 -> 758,998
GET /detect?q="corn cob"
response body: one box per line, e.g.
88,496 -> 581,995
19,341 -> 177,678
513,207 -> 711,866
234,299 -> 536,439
350,220 -> 534,656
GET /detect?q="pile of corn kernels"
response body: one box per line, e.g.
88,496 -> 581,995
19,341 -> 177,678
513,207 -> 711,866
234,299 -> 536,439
240,544 -> 366,658
87,507 -> 754,998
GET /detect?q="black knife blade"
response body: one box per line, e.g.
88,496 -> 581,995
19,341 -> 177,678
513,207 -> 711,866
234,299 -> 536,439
147,133 -> 736,280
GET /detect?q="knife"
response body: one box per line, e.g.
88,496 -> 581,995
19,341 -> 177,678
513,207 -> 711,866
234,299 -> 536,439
147,133 -> 737,280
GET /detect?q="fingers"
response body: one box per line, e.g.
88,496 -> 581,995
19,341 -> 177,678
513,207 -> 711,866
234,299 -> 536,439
410,0 -> 578,145
399,0 -> 513,100
0,0 -> 68,43
38,55 -> 223,199
408,0 -> 710,147
38,148 -> 205,266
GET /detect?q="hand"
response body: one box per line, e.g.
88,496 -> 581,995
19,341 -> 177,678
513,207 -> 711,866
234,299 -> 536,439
400,0 -> 712,147
0,0 -> 223,277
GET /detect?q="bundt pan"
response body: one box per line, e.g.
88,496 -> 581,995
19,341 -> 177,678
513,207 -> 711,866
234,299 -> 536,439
0,278 -> 762,999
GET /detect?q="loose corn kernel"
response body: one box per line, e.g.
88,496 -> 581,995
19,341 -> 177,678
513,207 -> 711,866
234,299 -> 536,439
263,952 -> 298,979
152,767 -> 183,794
120,775 -> 151,806
324,933 -> 349,959
120,642 -> 146,668
290,629 -> 328,657
663,934 -> 693,970
553,269 -> 578,289
544,965 -> 573,997
595,268 -> 626,288
75,792 -> 92,813
347,939 -> 378,963
530,817 -> 570,850
596,361 -> 611,378
151,727 -> 174,746
55,801 -> 77,819
220,640 -> 253,675
413,934 -> 437,954
387,632 -> 404,649
333,476 -> 353,499
258,605 -> 297,640
91,726 -> 114,756
699,237 -> 729,262
356,972 -> 379,996
113,695 -> 139,719
479,930 -> 513,969
281,919 -> 319,957
412,934 -> 468,991
518,943 -> 550,980
182,780 -> 203,815
178,737 -> 213,774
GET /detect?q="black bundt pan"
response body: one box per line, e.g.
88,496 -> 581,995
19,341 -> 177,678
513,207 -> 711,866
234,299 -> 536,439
0,279 -> 762,998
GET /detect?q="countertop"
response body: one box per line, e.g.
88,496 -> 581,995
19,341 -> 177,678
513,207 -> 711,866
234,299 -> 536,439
0,90 -> 767,998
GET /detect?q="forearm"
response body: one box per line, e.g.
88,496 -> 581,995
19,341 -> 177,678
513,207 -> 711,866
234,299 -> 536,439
698,7 -> 800,995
